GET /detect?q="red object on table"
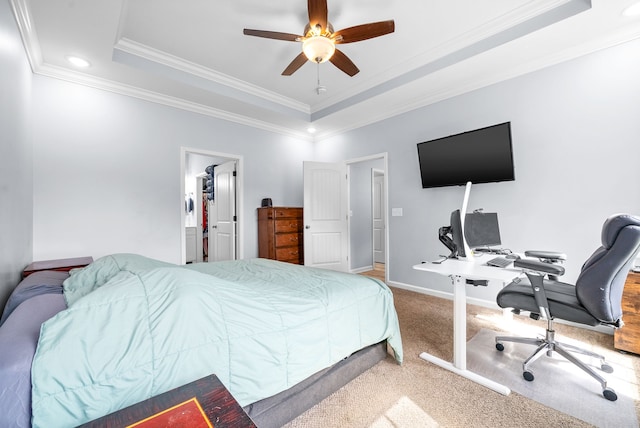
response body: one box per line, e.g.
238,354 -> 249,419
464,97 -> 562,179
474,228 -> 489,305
79,374 -> 256,428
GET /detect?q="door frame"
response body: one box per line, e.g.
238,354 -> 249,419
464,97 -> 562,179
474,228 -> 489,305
346,152 -> 389,283
180,147 -> 244,265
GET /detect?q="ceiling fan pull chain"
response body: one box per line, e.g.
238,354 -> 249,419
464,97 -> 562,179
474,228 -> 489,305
316,62 -> 327,95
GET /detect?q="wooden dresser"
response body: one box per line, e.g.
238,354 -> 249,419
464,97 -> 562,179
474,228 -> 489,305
614,271 -> 640,354
258,207 -> 303,264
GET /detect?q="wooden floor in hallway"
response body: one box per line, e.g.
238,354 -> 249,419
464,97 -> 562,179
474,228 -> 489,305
359,262 -> 385,282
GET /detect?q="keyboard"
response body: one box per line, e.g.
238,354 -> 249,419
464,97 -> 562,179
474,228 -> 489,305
486,256 -> 513,268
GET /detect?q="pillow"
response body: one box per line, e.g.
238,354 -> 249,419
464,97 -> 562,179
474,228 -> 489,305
0,271 -> 68,327
63,253 -> 174,306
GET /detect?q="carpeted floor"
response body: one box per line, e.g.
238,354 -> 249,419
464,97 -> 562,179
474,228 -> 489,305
283,287 -> 640,428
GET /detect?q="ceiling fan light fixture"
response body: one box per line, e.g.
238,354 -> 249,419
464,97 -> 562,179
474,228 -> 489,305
303,36 -> 335,63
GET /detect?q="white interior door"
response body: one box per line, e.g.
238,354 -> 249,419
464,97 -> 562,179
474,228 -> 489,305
209,161 -> 236,261
303,161 -> 348,271
372,170 -> 386,264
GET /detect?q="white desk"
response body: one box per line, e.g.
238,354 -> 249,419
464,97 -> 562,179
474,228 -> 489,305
413,258 -> 522,395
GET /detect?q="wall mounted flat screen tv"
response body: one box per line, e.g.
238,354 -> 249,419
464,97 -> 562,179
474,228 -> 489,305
417,122 -> 515,188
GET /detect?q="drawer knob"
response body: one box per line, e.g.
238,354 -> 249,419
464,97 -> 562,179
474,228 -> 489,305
305,225 -> 310,229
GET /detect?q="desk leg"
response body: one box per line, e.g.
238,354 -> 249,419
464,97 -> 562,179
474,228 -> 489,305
419,275 -> 510,396
452,275 -> 467,369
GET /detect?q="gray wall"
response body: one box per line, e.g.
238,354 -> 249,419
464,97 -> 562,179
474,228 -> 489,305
316,37 -> 640,303
349,158 -> 384,271
29,76 -> 313,264
0,2 -> 34,306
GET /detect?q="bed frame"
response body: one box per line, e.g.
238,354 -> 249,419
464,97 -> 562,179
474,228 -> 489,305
245,341 -> 388,427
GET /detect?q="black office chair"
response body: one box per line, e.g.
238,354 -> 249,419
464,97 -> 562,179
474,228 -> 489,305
495,213 -> 640,401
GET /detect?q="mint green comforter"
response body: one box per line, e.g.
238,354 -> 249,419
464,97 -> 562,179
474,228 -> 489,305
31,255 -> 402,427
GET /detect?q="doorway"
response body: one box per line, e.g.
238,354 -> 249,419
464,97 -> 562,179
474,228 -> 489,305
372,168 -> 386,265
180,147 -> 243,265
347,155 -> 387,282
302,154 -> 389,282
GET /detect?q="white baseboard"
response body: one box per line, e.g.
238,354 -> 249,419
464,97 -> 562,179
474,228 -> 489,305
387,280 -> 501,310
350,265 -> 373,274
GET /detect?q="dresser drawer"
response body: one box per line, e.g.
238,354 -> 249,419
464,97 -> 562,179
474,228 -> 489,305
275,219 -> 302,233
275,233 -> 302,248
276,247 -> 302,262
272,207 -> 302,219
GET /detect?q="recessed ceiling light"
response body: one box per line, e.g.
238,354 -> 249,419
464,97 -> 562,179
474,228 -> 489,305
623,2 -> 640,16
66,55 -> 91,68
307,127 -> 317,134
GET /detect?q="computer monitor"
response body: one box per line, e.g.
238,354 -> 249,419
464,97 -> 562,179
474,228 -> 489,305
464,212 -> 502,249
443,210 -> 502,258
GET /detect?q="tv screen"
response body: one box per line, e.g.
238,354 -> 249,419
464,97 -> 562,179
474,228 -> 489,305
417,122 -> 515,188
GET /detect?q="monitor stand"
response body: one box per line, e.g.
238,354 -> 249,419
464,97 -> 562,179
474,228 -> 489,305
458,181 -> 473,260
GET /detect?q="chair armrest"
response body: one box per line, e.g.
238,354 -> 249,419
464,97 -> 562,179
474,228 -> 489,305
514,259 -> 565,277
524,250 -> 567,262
522,271 -> 551,319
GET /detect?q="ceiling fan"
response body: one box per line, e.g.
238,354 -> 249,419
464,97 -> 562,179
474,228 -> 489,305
243,0 -> 395,77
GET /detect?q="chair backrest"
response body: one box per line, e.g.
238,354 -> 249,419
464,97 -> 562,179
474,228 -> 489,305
576,214 -> 640,325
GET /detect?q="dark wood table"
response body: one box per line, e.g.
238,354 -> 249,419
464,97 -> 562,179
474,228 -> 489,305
78,374 -> 256,427
23,256 -> 93,277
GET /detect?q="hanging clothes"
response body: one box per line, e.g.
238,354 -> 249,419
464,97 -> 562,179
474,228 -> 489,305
205,164 -> 216,201
202,195 -> 207,231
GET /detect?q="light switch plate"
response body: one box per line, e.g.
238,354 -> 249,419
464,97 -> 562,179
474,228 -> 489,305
391,208 -> 403,217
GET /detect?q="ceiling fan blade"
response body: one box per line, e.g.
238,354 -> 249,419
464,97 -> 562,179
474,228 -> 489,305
330,49 -> 359,77
307,0 -> 328,32
282,53 -> 308,76
334,20 -> 395,44
243,29 -> 301,42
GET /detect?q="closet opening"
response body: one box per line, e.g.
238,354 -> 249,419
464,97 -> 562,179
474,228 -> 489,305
180,148 -> 243,264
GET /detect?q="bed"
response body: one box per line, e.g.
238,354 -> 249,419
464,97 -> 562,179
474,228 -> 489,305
0,254 -> 403,427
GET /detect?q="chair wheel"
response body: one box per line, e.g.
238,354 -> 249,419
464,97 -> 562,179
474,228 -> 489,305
496,343 -> 504,352
601,363 -> 614,374
523,371 -> 534,381
603,388 -> 617,401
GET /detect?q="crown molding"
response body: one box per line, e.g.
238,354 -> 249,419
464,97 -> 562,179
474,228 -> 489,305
310,0 -> 580,114
9,0 -> 41,72
311,0 -> 591,121
314,25 -> 640,141
34,62 -> 313,142
113,37 -> 310,115
12,0 -> 637,145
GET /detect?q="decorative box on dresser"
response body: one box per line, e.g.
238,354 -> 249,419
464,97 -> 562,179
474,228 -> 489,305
614,271 -> 640,354
258,207 -> 303,265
